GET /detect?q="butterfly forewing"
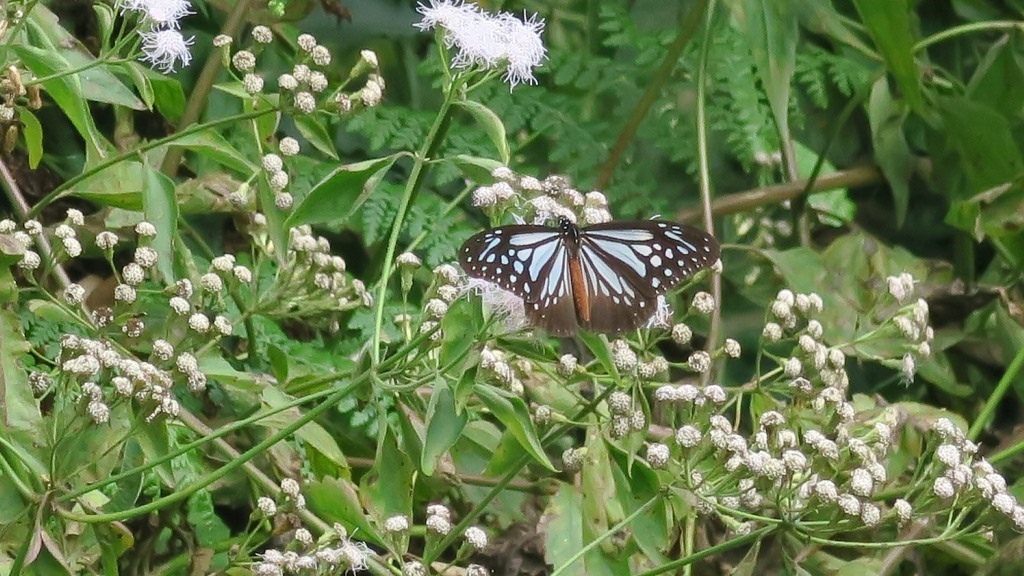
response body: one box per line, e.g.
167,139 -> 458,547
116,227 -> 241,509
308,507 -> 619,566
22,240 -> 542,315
458,218 -> 720,335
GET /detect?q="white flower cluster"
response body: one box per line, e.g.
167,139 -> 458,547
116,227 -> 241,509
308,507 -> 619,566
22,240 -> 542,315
930,418 -> 1024,530
480,346 -> 524,394
415,0 -> 546,88
124,0 -> 195,73
253,522 -> 373,576
56,334 -> 183,423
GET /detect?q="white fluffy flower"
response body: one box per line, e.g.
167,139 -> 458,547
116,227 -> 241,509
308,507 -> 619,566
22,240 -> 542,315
140,28 -> 194,73
415,0 -> 546,88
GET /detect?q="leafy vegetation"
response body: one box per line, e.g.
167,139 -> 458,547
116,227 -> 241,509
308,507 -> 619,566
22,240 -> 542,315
0,0 -> 1022,574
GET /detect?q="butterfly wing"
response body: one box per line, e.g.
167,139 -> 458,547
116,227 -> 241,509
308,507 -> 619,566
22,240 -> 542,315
459,225 -> 579,335
577,220 -> 720,332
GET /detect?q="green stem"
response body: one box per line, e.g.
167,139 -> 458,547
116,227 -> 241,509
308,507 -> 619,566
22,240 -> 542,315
968,345 -> 1024,441
369,85 -> 458,367
636,526 -> 776,575
28,108 -> 276,218
914,21 -> 1024,53
695,0 -> 720,383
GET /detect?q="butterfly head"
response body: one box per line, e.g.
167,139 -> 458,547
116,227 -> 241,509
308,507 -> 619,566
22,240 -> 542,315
557,216 -> 580,241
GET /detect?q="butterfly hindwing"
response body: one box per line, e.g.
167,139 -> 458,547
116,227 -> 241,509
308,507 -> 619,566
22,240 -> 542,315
459,218 -> 720,335
582,219 -> 720,297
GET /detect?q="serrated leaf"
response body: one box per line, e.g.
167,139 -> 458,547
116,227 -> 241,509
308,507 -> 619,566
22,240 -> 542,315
286,155 -> 399,228
142,167 -> 178,285
455,100 -> 510,164
421,379 -> 468,476
476,385 -> 556,471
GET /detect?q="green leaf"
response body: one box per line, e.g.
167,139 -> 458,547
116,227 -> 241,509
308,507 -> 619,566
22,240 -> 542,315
361,426 -> 415,521
142,167 -> 179,285
293,114 -> 339,159
476,385 -> 556,471
421,379 -> 468,476
544,485 -> 586,576
262,388 -> 349,470
139,63 -> 187,121
0,308 -> 42,437
257,178 -> 291,267
286,155 -> 400,228
938,97 -> 1024,194
867,78 -> 913,227
73,161 -> 146,209
169,131 -> 255,174
740,0 -> 798,146
19,108 -> 43,169
10,44 -> 106,156
577,332 -> 617,379
306,476 -> 383,546
26,5 -> 143,110
852,0 -> 923,113
450,154 -> 503,185
454,100 -> 510,164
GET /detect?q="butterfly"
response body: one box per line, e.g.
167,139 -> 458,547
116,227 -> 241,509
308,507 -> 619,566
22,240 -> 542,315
459,217 -> 720,335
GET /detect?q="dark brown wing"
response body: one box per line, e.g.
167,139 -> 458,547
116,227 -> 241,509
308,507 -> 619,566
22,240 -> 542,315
459,224 -> 579,335
576,220 -> 719,333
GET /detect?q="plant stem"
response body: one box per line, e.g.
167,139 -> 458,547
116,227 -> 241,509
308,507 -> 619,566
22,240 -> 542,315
370,86 -> 457,368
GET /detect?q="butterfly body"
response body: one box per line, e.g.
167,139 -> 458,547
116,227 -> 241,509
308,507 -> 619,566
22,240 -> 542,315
459,218 -> 720,335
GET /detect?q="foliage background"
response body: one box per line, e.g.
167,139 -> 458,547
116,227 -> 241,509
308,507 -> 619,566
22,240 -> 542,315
1,0 -> 1024,574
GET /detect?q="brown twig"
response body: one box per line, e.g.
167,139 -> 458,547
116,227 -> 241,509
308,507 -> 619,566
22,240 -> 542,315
0,157 -> 73,289
675,165 -> 884,223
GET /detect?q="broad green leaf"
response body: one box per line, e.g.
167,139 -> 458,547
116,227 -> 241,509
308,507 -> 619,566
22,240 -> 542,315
306,476 -> 383,546
286,155 -> 399,228
0,308 -> 41,437
25,6 -> 144,110
545,485 -> 586,576
137,63 -> 187,121
938,97 -> 1024,194
454,101 -> 510,164
142,167 -> 179,285
262,388 -> 349,470
739,0 -> 798,148
421,379 -> 468,476
74,161 -> 146,209
361,426 -> 415,521
867,78 -> 913,227
946,184 -> 1024,241
794,0 -> 876,55
577,332 -> 617,379
440,296 -> 480,371
852,0 -> 924,113
608,449 -> 670,566
170,131 -> 255,174
19,109 -> 43,169
293,114 -> 339,159
10,44 -> 106,156
967,36 -> 1024,119
476,385 -> 556,471
450,154 -> 503,184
